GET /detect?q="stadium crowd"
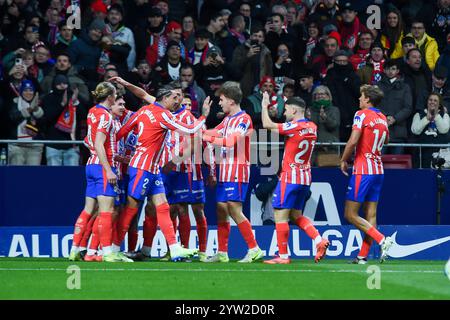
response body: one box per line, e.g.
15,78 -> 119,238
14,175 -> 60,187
0,0 -> 450,168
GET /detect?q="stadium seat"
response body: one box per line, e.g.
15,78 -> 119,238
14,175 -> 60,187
381,154 -> 412,169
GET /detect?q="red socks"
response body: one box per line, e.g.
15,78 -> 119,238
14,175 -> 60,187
237,220 -> 258,250
295,216 -> 319,240
89,217 -> 100,251
72,210 -> 91,246
276,222 -> 290,255
358,237 -> 373,258
98,212 -> 113,249
114,206 -> 139,246
217,222 -> 230,252
156,203 -> 177,246
143,215 -> 158,247
79,213 -> 95,248
366,226 -> 385,244
195,215 -> 208,252
178,214 -> 191,248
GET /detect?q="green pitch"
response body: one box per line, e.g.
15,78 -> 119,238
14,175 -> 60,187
0,258 -> 449,300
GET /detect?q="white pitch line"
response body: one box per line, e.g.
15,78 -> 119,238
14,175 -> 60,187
0,268 -> 442,274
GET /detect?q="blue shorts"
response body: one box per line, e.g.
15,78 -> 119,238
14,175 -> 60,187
128,167 -> 165,201
346,174 -> 384,203
216,182 -> 249,203
162,171 -> 205,204
272,182 -> 310,211
85,164 -> 119,199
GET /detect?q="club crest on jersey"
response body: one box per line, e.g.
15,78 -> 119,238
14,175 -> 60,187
236,122 -> 248,133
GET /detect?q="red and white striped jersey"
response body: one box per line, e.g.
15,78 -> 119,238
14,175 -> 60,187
171,105 -> 195,174
215,111 -> 253,183
117,102 -> 205,174
277,119 -> 317,186
84,105 -> 119,167
352,107 -> 389,175
116,109 -> 136,175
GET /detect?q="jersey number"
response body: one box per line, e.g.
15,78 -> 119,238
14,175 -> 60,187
294,140 -> 315,164
372,129 -> 387,153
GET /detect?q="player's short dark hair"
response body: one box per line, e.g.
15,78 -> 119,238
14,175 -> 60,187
217,81 -> 243,104
360,85 -> 384,106
156,85 -> 173,101
285,97 -> 306,109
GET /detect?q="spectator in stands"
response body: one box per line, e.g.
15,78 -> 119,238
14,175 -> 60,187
377,59 -> 413,155
411,93 -> 450,167
123,0 -> 152,31
6,23 -> 41,53
180,64 -> 206,118
42,6 -> 62,47
273,42 -> 298,95
97,32 -> 131,77
206,12 -> 226,46
6,79 -> 44,165
437,32 -> 450,76
349,31 -> 373,70
31,42 -> 53,82
264,13 -> 296,62
164,21 -> 188,61
155,40 -> 183,84
337,2 -> 368,51
221,15 -> 247,62
231,24 -> 273,97
50,21 -> 77,58
310,33 -> 340,79
309,0 -> 339,28
239,2 -> 252,35
134,6 -> 165,67
41,52 -> 90,104
357,42 -> 386,85
303,19 -> 321,65
155,0 -> 170,25
242,75 -> 284,130
106,4 -> 136,71
39,74 -> 84,166
282,83 -> 295,100
380,6 -> 405,59
394,36 -> 417,73
195,45 -> 235,97
324,49 -> 361,141
127,59 -> 160,98
406,19 -> 440,71
417,64 -> 450,110
219,8 -> 232,31
68,18 -> 105,84
297,70 -> 315,107
416,0 -> 450,52
182,15 -> 196,51
402,48 -> 432,111
309,85 -> 340,152
188,28 -> 212,66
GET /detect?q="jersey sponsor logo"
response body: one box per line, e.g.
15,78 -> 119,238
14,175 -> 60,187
155,179 -> 162,186
173,189 -> 189,195
282,122 -> 297,131
387,231 -> 450,258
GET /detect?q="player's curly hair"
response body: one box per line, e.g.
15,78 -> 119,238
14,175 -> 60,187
91,82 -> 116,102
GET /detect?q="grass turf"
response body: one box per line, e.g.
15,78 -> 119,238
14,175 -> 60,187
0,258 -> 449,300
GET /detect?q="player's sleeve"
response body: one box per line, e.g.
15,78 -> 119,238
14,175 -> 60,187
204,119 -> 226,137
205,118 -> 252,147
352,111 -> 366,131
160,110 -> 205,134
277,121 -> 299,135
117,111 -> 139,140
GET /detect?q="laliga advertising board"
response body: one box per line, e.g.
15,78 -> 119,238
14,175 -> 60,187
1,226 -> 450,260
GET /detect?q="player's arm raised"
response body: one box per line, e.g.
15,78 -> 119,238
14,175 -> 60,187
116,112 -> 139,140
261,91 -> 279,131
110,76 -> 155,104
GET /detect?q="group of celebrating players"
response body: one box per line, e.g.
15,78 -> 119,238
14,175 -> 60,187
68,78 -> 394,265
